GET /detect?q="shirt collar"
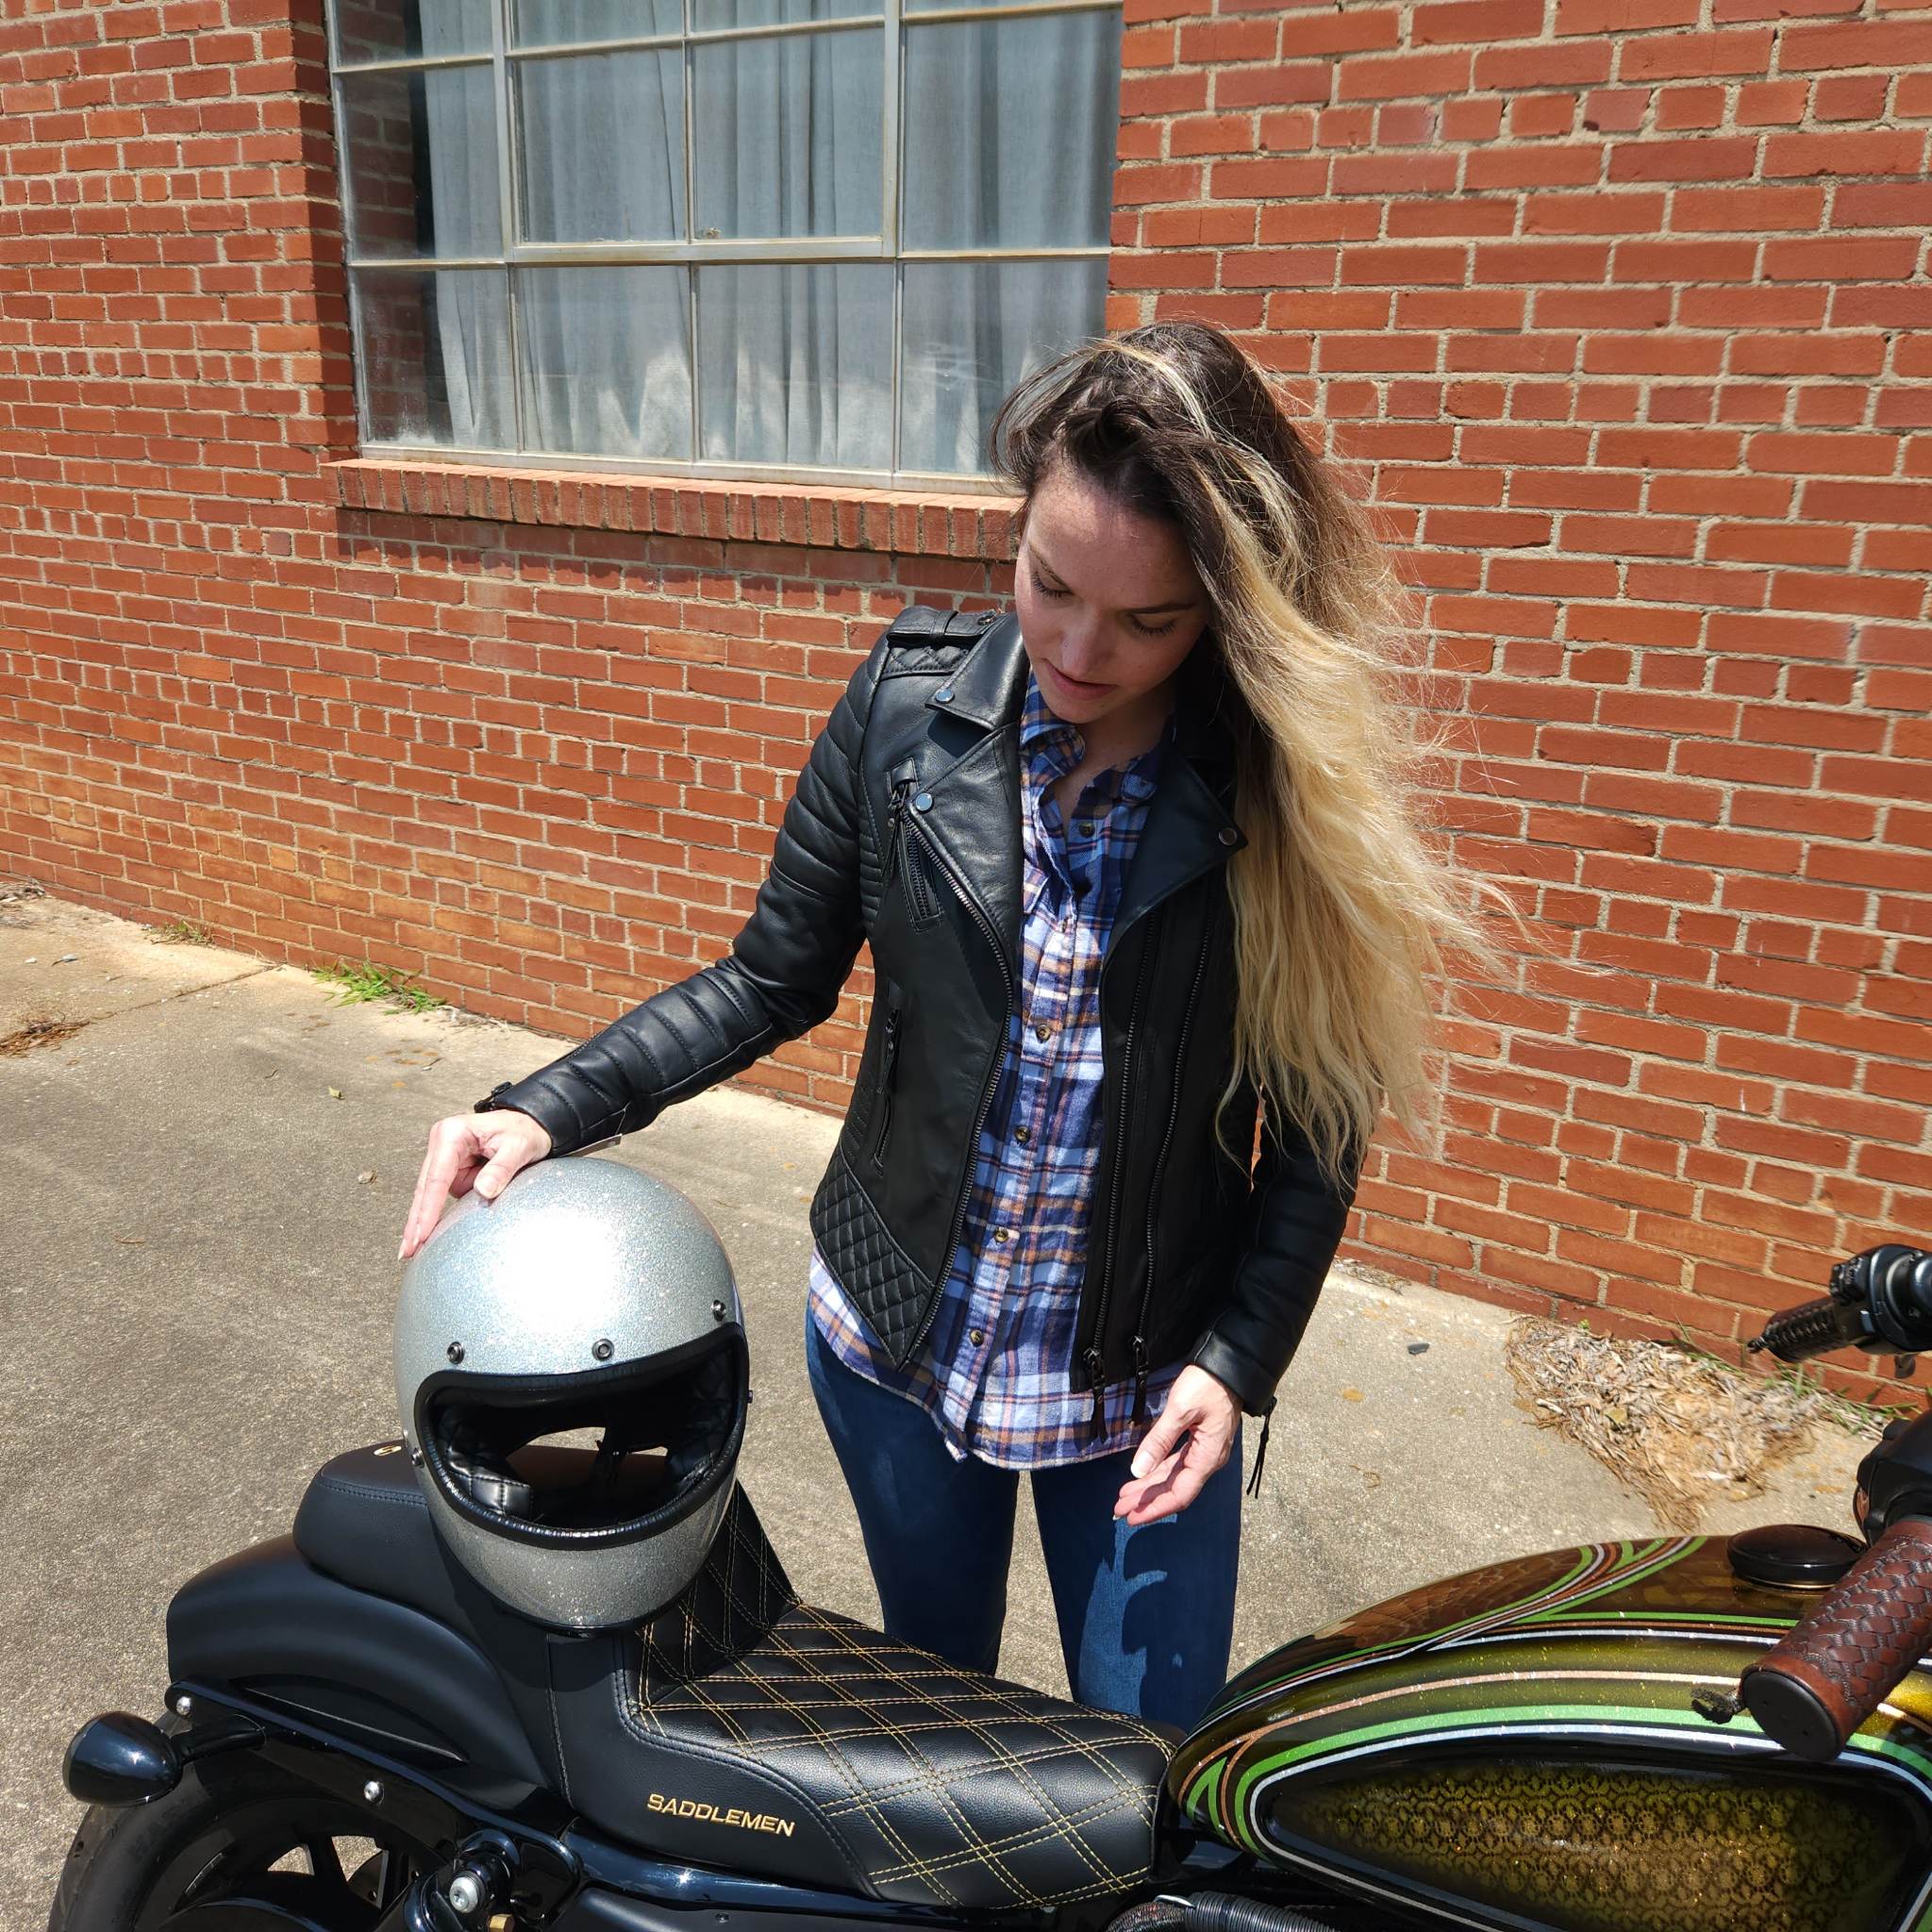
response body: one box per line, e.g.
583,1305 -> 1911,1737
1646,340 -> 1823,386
1020,672 -> 1174,797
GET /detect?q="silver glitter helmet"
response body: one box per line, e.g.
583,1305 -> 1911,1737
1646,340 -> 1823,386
393,1155 -> 747,1631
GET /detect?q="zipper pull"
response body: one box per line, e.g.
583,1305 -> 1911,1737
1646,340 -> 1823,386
1085,1346 -> 1107,1440
1244,1407 -> 1274,1499
884,780 -> 911,885
1129,1335 -> 1150,1427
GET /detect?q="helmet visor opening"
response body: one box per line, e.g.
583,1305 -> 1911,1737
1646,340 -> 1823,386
420,1327 -> 747,1546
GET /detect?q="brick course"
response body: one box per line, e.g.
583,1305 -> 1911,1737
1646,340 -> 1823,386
2,0 -> 1927,1398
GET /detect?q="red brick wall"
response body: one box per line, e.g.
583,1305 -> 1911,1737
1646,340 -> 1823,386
2,0 -> 1928,1393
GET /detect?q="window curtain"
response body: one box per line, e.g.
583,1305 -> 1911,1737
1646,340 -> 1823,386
399,2 -> 1116,475
412,18 -> 505,447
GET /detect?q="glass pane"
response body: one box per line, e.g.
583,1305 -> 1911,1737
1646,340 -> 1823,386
693,0 -> 877,27
335,0 -> 495,62
517,266 -> 695,459
340,66 -> 501,259
903,10 -> 1122,250
697,263 -> 890,467
692,28 -> 881,239
355,269 -> 513,448
513,0 -> 683,45
898,256 -> 1106,475
516,51 -> 686,242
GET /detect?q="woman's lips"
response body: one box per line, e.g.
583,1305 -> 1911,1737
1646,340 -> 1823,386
1043,661 -> 1111,699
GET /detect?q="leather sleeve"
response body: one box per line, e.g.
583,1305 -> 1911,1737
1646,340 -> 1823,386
1189,1094 -> 1362,1417
475,634 -> 887,1156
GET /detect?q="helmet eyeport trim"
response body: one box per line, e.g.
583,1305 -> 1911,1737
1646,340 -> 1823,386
414,1325 -> 748,1553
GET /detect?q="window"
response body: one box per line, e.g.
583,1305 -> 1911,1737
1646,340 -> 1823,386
326,0 -> 1124,488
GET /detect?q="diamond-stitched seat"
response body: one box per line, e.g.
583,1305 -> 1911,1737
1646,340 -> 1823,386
585,1490 -> 1172,1912
294,1446 -> 1171,1911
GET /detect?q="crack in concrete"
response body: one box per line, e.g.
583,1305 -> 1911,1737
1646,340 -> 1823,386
0,964 -> 276,1057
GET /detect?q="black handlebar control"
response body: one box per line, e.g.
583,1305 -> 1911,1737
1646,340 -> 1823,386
1749,1244 -> 1932,1365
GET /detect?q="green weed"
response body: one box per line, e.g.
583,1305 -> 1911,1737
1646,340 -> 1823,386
150,918 -> 211,945
1669,1324 -> 1914,1437
313,958 -> 444,1014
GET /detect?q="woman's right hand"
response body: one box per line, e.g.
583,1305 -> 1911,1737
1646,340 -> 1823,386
398,1108 -> 554,1260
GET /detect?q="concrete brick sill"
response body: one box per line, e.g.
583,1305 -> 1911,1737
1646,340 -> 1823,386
326,457 -> 1021,562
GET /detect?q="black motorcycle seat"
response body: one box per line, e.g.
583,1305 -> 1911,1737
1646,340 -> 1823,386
294,1441 -> 476,1631
294,1445 -> 1170,1912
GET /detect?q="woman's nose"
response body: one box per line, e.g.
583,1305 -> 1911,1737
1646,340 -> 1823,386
1058,620 -> 1105,679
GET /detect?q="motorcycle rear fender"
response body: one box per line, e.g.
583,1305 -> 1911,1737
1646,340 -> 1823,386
166,1533 -> 549,1805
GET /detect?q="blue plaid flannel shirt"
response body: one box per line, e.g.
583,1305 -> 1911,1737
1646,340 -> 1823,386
807,671 -> 1183,1467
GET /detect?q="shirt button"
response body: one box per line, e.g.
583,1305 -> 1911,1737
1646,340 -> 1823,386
1033,1023 -> 1052,1041
1075,819 -> 1094,837
969,1326 -> 985,1345
993,1227 -> 1010,1243
1014,1125 -> 1031,1144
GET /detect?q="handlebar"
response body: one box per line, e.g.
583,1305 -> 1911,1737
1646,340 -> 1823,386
1738,1516 -> 1932,1760
1749,1244 -> 1932,1364
1750,1294 -> 1876,1364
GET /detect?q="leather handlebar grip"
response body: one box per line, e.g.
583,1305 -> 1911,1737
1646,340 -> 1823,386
1739,1515 -> 1932,1762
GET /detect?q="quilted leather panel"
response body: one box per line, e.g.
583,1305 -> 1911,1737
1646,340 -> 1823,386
622,1490 -> 1168,1911
808,1146 -> 932,1364
637,1486 -> 799,1690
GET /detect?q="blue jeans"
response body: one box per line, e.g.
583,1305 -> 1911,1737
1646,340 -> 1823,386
804,1312 -> 1241,1732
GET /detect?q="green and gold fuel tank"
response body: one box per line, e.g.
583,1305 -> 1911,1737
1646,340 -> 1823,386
1170,1535 -> 1932,1932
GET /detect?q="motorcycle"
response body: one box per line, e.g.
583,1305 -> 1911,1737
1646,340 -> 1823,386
51,1240 -> 1932,1932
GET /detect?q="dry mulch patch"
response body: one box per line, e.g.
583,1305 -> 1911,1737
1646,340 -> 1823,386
1503,1315 -> 1869,1532
0,1018 -> 85,1057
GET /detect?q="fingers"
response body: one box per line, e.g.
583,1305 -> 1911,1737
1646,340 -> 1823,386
1115,1442 -> 1211,1525
1115,1417 -> 1236,1525
398,1110 -> 555,1260
1129,1409 -> 1187,1482
472,1141 -> 529,1203
474,1111 -> 553,1202
398,1116 -> 485,1261
1113,1446 -> 1182,1521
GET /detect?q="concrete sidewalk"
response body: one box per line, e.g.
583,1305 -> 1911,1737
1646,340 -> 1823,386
0,886 -> 1874,1926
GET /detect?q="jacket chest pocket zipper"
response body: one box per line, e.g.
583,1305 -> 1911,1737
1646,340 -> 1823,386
905,839 -> 941,924
869,1000 -> 903,1170
886,774 -> 942,926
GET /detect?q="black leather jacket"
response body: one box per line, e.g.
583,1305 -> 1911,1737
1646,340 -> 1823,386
478,605 -> 1360,1422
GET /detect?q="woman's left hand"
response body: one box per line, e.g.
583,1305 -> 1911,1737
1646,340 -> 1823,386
1114,1365 -> 1241,1525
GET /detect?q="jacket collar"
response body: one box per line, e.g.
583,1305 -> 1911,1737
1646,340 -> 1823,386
928,609 -> 1031,729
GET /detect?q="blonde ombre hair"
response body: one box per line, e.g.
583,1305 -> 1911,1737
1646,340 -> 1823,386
989,320 -> 1507,1182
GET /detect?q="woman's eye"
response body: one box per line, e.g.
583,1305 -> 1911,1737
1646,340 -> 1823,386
1038,579 -> 1175,638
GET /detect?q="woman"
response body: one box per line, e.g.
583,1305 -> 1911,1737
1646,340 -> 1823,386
399,320 -> 1493,1730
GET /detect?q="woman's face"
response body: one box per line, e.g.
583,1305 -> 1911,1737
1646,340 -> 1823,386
1014,459 -> 1210,738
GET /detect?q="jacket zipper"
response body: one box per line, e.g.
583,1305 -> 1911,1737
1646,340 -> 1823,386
886,776 -> 939,922
1130,915 -> 1213,1425
868,1003 -> 902,1170
884,778 -> 912,891
1085,929 -> 1155,1438
895,803 -> 1014,1367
